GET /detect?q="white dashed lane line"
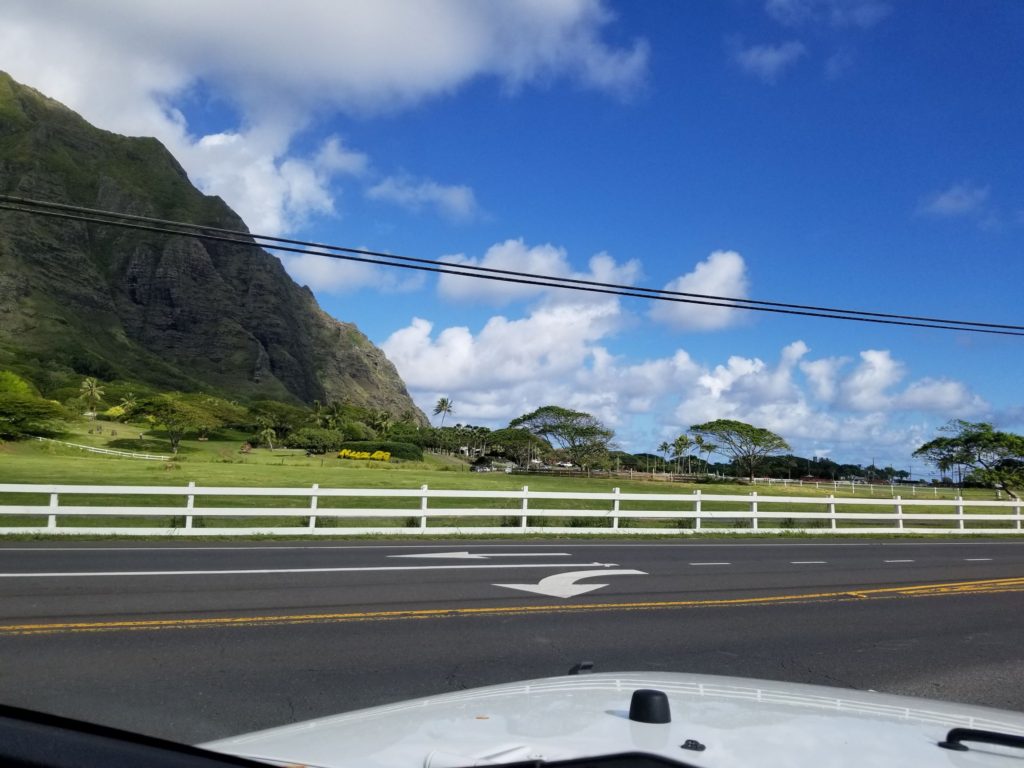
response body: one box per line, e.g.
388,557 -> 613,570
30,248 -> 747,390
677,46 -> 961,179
965,558 -> 994,561
790,561 -> 827,564
689,562 -> 732,566
884,560 -> 915,563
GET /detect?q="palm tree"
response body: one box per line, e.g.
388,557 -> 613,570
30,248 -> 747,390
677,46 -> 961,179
79,377 -> 105,417
325,400 -> 347,430
118,392 -> 137,416
657,441 -> 671,473
693,434 -> 706,473
310,400 -> 328,428
370,410 -> 393,437
672,434 -> 693,475
694,435 -> 718,475
433,397 -> 454,427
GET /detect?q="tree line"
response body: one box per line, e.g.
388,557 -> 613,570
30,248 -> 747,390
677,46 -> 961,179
1,369 -> 1020,497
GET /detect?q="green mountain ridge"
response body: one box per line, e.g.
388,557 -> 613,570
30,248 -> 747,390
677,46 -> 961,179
0,71 -> 426,422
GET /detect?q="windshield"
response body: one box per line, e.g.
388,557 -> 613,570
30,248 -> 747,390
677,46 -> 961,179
1,1 -> 1023,764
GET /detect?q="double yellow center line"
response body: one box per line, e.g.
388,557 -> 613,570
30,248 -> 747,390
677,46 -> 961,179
2,576 -> 1022,637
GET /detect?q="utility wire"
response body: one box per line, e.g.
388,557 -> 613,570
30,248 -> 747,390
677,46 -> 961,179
1,195 -> 1021,337
5,195 -> 1021,332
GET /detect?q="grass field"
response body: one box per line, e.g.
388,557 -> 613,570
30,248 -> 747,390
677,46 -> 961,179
0,422 -> 1017,534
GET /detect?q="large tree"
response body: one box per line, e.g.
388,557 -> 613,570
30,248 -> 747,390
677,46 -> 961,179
247,400 -> 309,439
138,394 -> 225,454
487,427 -> 548,466
510,405 -> 614,467
0,371 -> 66,439
690,419 -> 790,481
914,420 -> 1024,499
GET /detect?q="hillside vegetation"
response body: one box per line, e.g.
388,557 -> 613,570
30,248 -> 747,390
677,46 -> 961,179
0,70 -> 424,419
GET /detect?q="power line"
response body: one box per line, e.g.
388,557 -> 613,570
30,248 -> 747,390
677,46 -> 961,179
6,195 -> 1021,332
1,195 -> 1021,337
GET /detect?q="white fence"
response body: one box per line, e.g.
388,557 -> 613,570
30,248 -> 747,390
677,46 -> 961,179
33,437 -> 170,461
0,483 -> 1022,536
750,477 -> 983,498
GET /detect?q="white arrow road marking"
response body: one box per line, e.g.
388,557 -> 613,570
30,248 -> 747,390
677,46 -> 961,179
0,562 -> 618,579
495,569 -> 647,599
388,551 -> 571,560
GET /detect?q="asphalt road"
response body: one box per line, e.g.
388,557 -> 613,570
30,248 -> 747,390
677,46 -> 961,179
0,538 -> 1022,744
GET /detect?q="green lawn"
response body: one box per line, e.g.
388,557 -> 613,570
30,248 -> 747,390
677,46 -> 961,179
0,422 -> 1016,534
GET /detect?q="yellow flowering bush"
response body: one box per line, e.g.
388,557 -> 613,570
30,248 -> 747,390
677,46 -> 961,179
338,448 -> 391,462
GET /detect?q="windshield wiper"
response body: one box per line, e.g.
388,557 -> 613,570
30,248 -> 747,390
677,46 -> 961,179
938,727 -> 1024,752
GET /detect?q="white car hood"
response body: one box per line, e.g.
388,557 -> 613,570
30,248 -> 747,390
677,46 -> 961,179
203,671 -> 1024,767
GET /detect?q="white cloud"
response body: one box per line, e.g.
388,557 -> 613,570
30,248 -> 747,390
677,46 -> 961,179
648,251 -> 750,331
734,41 -> 806,84
169,131 -> 344,234
799,355 -> 850,401
381,292 -> 628,424
316,137 -> 370,176
896,378 -> 988,416
766,0 -> 891,28
281,253 -> 425,295
838,349 -> 904,411
436,239 -> 641,306
671,344 -> 983,457
367,175 -> 478,220
918,182 -> 991,218
382,297 -> 990,462
0,0 -> 646,233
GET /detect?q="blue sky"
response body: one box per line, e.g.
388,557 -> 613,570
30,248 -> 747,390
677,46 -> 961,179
2,0 -> 1022,473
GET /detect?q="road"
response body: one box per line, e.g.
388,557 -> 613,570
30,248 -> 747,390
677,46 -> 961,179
0,538 -> 1022,744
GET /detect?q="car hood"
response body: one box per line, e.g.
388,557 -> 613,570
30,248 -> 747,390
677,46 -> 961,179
202,671 -> 1024,767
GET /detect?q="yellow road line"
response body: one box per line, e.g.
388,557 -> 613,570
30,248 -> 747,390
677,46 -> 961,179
2,576 -> 1022,637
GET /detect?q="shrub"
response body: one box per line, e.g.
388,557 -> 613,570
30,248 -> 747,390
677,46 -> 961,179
336,440 -> 423,461
98,405 -> 127,421
285,428 -> 347,454
341,422 -> 375,441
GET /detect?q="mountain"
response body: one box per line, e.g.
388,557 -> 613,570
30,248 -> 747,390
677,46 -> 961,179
0,72 -> 426,422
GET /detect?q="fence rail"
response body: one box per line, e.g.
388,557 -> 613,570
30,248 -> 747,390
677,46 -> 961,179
749,477 -> 997,498
32,437 -> 170,461
0,483 -> 1022,536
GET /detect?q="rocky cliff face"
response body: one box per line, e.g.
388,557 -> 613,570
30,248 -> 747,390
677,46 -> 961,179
0,72 -> 426,421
